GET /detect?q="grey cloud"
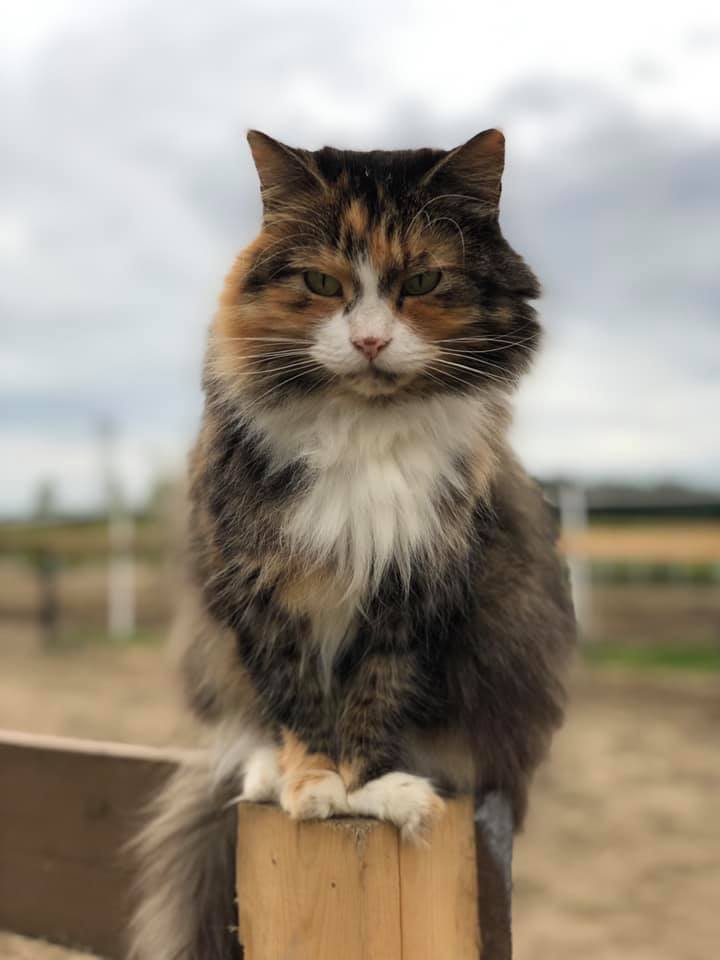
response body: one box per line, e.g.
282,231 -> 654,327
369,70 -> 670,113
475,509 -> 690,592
1,0 -> 719,511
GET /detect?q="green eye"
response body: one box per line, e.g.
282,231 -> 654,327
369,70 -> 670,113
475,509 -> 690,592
401,270 -> 442,296
304,270 -> 342,297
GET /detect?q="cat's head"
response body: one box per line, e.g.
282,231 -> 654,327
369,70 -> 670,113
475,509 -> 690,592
211,130 -> 541,406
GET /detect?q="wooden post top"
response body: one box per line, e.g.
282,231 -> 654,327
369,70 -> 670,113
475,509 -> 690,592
236,797 -> 504,960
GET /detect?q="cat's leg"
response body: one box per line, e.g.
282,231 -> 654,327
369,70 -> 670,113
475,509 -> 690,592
227,590 -> 349,819
240,744 -> 282,802
277,729 -> 350,820
343,726 -> 475,840
205,721 -> 283,808
336,652 -> 446,841
175,586 -> 284,803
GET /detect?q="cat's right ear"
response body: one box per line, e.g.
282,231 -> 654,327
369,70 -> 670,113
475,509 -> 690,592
247,131 -> 325,213
420,129 -> 505,212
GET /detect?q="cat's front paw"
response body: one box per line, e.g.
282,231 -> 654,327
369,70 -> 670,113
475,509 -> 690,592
347,772 -> 445,842
240,747 -> 281,803
280,771 -> 350,821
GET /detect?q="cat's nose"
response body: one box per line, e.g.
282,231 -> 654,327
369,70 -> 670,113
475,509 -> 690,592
351,336 -> 391,361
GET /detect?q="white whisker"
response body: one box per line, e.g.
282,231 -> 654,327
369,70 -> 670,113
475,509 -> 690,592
251,233 -> 318,269
406,194 -> 489,235
431,357 -> 514,388
216,336 -> 314,344
244,365 -> 327,409
433,335 -> 539,356
425,363 -> 477,391
438,352 -> 517,377
429,216 -> 466,264
207,359 -> 320,379
433,324 -> 538,346
438,346 -> 533,361
207,350 -> 311,362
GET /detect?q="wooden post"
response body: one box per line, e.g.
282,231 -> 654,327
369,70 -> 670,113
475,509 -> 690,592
35,548 -> 60,648
237,797 -> 510,959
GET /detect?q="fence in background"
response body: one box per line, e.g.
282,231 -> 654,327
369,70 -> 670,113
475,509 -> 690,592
1,495 -> 719,649
0,515 -> 170,647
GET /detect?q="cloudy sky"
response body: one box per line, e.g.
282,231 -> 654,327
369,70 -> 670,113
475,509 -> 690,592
2,0 -> 719,514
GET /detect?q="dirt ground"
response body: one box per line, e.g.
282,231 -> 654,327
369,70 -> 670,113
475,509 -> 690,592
1,628 -> 718,960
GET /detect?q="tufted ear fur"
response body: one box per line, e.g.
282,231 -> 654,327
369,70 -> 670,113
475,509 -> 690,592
247,130 -> 326,215
421,128 -> 505,210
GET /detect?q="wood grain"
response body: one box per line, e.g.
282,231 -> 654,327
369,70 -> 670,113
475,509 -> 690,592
399,796 -> 480,959
0,729 -> 181,958
237,799 -> 487,959
237,804 -> 402,960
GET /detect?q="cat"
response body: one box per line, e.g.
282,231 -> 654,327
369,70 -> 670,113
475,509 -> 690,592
129,128 -> 576,960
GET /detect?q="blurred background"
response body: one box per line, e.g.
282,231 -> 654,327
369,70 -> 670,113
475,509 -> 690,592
1,2 -> 718,958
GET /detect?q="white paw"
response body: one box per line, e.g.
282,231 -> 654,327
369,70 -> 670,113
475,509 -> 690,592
347,772 -> 445,841
240,747 -> 281,803
280,771 -> 350,821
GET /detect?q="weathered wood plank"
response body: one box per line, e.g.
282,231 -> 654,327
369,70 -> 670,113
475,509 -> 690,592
237,799 -> 497,959
0,730 -> 181,958
399,796 -> 480,959
236,804 -> 402,960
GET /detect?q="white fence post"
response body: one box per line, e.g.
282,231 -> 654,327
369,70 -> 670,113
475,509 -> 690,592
108,508 -> 136,638
559,483 -> 591,636
97,418 -> 136,640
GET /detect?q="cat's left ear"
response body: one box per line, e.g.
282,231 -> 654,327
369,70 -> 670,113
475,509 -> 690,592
421,129 -> 505,210
247,130 -> 325,214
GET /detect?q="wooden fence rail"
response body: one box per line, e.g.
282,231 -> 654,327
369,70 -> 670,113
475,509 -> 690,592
0,731 -> 181,957
0,730 -> 512,958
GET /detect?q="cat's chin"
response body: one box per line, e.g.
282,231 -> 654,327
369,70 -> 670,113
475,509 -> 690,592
342,367 -> 414,399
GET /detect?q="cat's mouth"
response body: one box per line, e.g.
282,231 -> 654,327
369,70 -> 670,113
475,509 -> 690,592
343,365 -> 412,398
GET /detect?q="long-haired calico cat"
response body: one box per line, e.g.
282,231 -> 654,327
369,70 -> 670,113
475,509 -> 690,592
130,129 -> 576,960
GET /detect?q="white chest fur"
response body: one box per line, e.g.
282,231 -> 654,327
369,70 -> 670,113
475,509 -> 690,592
252,392 -> 491,591
249,392 -> 494,679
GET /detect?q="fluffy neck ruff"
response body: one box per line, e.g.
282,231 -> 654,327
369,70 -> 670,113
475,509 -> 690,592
244,388 -> 506,598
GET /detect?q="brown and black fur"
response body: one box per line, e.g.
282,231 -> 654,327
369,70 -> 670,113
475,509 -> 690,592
129,128 -> 576,960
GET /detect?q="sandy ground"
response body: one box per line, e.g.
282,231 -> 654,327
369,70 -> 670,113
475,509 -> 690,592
0,630 -> 718,959
514,671 -> 719,960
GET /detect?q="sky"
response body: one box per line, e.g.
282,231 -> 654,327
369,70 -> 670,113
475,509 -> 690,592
1,0 -> 719,514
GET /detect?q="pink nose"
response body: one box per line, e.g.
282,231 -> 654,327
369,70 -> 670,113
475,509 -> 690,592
351,336 -> 391,361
